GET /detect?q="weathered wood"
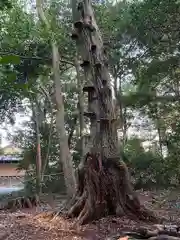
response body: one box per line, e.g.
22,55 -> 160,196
69,0 -> 155,224
72,0 -> 118,158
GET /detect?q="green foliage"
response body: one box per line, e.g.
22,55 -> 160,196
13,117 -> 67,194
130,0 -> 180,52
1,0 -> 180,194
0,0 -> 11,10
24,168 -> 66,195
124,138 -> 173,189
0,55 -> 20,64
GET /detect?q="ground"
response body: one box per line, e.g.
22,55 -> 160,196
1,190 -> 180,240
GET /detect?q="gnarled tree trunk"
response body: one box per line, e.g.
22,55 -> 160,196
69,0 -> 156,224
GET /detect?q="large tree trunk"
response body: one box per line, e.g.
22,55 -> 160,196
75,57 -> 85,159
36,0 -> 76,198
69,0 -> 156,224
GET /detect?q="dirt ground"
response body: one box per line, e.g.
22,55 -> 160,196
1,189 -> 180,240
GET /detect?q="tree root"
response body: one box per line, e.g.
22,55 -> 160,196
1,194 -> 40,210
135,225 -> 180,238
67,153 -> 158,225
107,225 -> 180,240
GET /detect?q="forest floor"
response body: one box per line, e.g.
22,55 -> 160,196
1,189 -> 180,240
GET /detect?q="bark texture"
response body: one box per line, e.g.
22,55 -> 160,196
70,0 -> 156,224
75,57 -> 85,159
52,40 -> 76,198
36,0 -> 76,198
0,194 -> 40,210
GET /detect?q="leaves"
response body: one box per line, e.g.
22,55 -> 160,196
0,55 -> 20,64
0,0 -> 179,194
0,0 -> 11,10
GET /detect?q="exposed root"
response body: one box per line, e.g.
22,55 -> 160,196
1,194 -> 40,210
34,211 -> 55,220
68,153 -> 158,225
135,225 -> 180,238
34,209 -> 65,221
110,227 -> 180,240
50,210 -> 64,221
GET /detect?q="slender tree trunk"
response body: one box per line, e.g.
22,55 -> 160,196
32,100 -> 42,195
156,120 -> 163,157
69,0 -> 156,224
39,85 -> 54,180
117,78 -> 128,146
114,75 -> 128,146
122,107 -> 128,146
68,116 -> 78,148
154,103 -> 163,157
36,0 -> 76,198
149,98 -> 165,157
41,112 -> 53,180
53,43 -> 76,197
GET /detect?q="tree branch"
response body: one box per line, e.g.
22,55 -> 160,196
0,51 -> 74,66
122,93 -> 180,107
68,116 -> 78,148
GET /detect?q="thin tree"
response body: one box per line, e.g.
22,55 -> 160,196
32,99 -> 42,195
36,0 -> 76,198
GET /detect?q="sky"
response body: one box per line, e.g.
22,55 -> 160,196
0,113 -> 30,147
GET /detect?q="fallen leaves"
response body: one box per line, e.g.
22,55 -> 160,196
0,190 -> 180,239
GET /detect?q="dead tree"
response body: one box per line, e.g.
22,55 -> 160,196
68,0 -> 157,225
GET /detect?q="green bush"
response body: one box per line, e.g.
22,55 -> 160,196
123,138 -> 174,189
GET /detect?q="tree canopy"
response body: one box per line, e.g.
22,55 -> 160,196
0,0 -> 180,197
